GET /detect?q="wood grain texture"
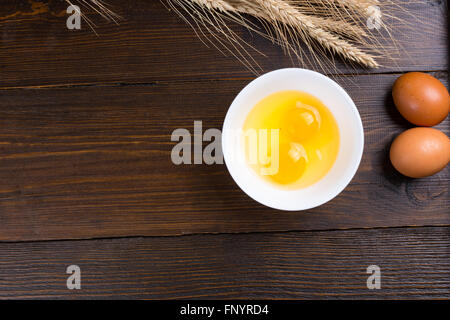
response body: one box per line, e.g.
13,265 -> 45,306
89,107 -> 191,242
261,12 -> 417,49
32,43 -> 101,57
0,0 -> 447,88
0,73 -> 448,241
0,227 -> 449,299
0,0 -> 448,300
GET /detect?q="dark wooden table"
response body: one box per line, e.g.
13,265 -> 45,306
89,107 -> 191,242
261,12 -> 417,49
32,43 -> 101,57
0,0 -> 448,299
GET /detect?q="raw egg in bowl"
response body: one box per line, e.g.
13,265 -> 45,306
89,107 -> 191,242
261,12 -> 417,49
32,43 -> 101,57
222,68 -> 364,211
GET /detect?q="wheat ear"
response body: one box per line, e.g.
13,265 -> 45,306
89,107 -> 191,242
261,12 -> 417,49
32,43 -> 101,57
239,0 -> 379,68
305,15 -> 368,40
190,0 -> 237,11
336,0 -> 379,17
231,0 -> 368,40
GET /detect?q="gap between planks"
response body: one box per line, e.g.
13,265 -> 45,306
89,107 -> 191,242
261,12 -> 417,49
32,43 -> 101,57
0,224 -> 448,245
0,70 -> 448,91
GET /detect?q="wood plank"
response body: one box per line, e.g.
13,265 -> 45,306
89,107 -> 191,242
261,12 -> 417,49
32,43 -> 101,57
0,73 -> 448,241
0,226 -> 448,299
0,0 -> 447,88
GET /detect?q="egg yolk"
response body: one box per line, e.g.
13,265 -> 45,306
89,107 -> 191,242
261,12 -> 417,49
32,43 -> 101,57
242,90 -> 340,189
283,102 -> 321,142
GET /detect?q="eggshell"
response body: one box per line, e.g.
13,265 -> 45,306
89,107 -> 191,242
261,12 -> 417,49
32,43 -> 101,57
392,72 -> 449,126
390,127 -> 450,178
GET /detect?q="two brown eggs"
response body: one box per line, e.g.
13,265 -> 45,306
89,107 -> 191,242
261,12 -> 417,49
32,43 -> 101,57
390,72 -> 450,178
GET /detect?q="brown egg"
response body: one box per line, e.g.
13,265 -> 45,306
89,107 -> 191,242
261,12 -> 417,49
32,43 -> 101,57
390,127 -> 450,178
392,72 -> 449,126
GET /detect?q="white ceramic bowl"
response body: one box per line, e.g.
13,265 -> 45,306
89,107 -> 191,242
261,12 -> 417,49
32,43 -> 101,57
222,68 -> 364,211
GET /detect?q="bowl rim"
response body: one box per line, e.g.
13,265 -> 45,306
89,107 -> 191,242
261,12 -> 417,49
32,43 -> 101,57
222,68 -> 364,211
